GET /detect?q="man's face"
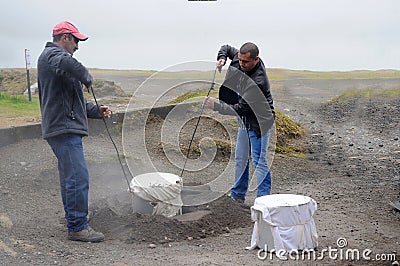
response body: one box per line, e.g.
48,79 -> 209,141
238,52 -> 258,73
62,34 -> 79,55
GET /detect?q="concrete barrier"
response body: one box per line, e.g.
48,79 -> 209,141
0,123 -> 43,148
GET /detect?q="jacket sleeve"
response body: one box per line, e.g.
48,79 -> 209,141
217,45 -> 239,61
214,84 -> 257,117
58,55 -> 93,88
86,101 -> 102,119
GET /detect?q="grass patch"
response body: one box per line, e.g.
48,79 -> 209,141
0,93 -> 40,118
330,88 -> 400,103
168,89 -> 218,104
275,111 -> 306,156
267,68 -> 400,81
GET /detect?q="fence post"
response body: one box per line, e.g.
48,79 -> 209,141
25,49 -> 31,101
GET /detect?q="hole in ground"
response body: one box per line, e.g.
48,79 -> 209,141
89,189 -> 252,244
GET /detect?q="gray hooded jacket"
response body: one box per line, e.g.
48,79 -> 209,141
37,42 -> 101,139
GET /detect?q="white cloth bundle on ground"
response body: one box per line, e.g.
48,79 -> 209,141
130,172 -> 183,217
247,194 -> 318,255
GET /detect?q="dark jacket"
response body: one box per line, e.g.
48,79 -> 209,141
214,44 -> 275,137
37,42 -> 101,139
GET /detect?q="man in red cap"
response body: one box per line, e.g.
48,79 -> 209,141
37,21 -> 110,242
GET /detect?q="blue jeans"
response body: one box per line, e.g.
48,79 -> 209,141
230,128 -> 272,201
47,134 -> 89,232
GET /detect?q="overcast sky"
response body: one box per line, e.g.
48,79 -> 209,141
1,0 -> 399,71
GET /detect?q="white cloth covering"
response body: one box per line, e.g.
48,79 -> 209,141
130,172 -> 183,217
247,194 -> 318,254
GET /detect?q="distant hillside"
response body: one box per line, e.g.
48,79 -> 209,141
0,69 -> 130,99
1,68 -> 400,96
91,68 -> 400,82
267,68 -> 400,80
0,69 -> 37,95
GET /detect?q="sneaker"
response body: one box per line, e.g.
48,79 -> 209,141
68,226 -> 105,242
227,193 -> 245,203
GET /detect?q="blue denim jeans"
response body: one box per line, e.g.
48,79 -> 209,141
230,128 -> 272,201
47,134 -> 89,232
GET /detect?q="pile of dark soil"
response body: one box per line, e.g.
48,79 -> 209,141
89,194 -> 251,244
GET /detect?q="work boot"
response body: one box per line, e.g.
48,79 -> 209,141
68,226 -> 105,242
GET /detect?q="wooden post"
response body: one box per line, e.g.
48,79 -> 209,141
25,49 -> 31,101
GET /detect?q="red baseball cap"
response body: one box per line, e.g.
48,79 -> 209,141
52,21 -> 88,41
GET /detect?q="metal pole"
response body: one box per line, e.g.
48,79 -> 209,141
180,67 -> 217,178
24,49 -> 31,101
26,69 -> 31,101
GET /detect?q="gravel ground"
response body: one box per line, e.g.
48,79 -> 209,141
0,78 -> 399,265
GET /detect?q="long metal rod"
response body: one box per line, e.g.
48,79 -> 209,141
180,67 -> 217,178
90,86 -> 132,193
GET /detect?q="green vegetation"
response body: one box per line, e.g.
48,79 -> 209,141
329,88 -> 400,103
168,89 -> 218,104
0,93 -> 40,118
275,111 -> 306,156
267,68 -> 400,81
